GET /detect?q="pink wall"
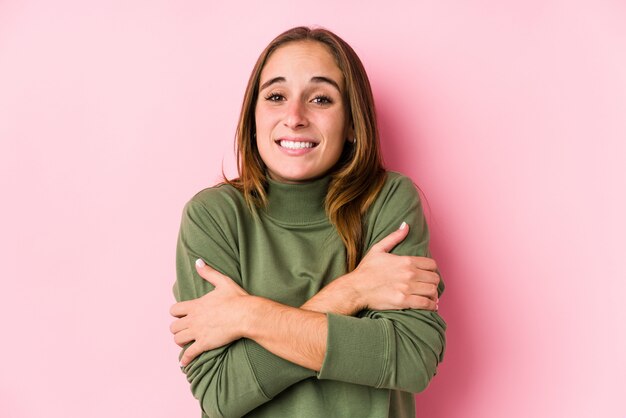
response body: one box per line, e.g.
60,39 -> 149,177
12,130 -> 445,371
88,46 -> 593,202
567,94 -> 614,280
1,1 -> 624,417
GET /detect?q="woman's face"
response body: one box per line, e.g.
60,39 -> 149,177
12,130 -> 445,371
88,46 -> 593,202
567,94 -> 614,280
255,40 -> 351,184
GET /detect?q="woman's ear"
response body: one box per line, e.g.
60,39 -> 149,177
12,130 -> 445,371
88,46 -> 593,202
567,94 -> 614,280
346,124 -> 355,143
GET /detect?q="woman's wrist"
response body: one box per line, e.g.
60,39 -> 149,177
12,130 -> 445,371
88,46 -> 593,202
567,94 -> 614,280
239,295 -> 268,340
301,272 -> 364,316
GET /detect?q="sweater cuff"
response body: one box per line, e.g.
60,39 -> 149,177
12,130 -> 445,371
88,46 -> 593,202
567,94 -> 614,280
317,312 -> 393,387
243,338 -> 316,398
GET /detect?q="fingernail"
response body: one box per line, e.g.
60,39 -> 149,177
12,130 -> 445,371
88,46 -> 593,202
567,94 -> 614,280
195,259 -> 205,268
399,221 -> 407,230
436,304 -> 439,311
179,361 -> 184,368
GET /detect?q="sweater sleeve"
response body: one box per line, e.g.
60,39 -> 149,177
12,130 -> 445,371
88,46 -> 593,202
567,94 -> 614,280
316,174 -> 447,393
174,195 -> 315,418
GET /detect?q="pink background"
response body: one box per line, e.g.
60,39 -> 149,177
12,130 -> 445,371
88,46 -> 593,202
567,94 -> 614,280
1,1 -> 625,417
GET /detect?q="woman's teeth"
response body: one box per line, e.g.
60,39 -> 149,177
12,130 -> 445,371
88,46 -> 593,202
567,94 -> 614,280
279,140 -> 315,149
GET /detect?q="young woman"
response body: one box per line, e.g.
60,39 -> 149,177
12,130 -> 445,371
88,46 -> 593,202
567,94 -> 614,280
170,26 -> 446,418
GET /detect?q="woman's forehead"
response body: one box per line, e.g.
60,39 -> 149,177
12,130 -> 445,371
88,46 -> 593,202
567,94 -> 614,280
260,41 -> 344,89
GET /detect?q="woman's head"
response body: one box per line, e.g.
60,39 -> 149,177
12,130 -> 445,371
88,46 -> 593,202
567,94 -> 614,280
234,26 -> 384,189
254,40 -> 350,184
228,26 -> 387,271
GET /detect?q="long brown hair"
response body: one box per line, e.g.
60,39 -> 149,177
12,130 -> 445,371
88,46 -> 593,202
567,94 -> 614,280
225,26 -> 387,272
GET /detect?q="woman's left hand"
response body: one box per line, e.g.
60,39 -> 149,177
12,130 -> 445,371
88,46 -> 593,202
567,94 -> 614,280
170,259 -> 250,367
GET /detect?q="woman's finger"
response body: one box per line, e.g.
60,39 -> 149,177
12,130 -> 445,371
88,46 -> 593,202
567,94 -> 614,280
170,316 -> 189,334
409,256 -> 438,272
180,342 -> 204,367
195,259 -> 227,287
174,329 -> 195,347
408,282 -> 439,301
404,294 -> 438,311
170,300 -> 192,318
370,222 -> 410,254
410,269 -> 440,286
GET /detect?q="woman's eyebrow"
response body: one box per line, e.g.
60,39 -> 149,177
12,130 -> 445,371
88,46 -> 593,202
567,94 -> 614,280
259,76 -> 341,92
310,76 -> 341,92
259,76 -> 286,91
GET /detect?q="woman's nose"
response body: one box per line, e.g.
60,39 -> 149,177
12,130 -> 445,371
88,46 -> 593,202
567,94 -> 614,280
283,100 -> 308,129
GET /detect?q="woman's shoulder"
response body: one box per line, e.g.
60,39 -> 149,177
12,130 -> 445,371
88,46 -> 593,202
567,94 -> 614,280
190,181 -> 242,203
378,170 -> 421,201
364,170 -> 423,221
184,181 -> 248,220
363,171 -> 427,248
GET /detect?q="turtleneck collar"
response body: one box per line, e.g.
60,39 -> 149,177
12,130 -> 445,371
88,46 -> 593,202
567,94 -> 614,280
263,175 -> 331,224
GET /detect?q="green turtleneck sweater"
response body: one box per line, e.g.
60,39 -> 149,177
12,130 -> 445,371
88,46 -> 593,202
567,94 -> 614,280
173,171 -> 446,418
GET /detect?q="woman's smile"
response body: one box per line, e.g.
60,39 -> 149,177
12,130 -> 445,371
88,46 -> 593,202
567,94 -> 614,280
275,137 -> 320,155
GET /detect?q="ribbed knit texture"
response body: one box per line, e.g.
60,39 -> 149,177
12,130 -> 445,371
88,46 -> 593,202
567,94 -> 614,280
174,171 -> 447,418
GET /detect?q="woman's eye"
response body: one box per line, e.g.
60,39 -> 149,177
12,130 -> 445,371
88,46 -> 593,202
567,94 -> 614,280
312,95 -> 332,105
265,93 -> 284,102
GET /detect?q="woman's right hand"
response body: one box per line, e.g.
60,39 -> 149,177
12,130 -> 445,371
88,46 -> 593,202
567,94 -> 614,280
301,222 -> 440,315
347,222 -> 440,312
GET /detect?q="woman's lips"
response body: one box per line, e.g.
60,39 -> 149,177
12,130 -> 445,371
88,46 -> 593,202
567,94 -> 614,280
275,138 -> 319,156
